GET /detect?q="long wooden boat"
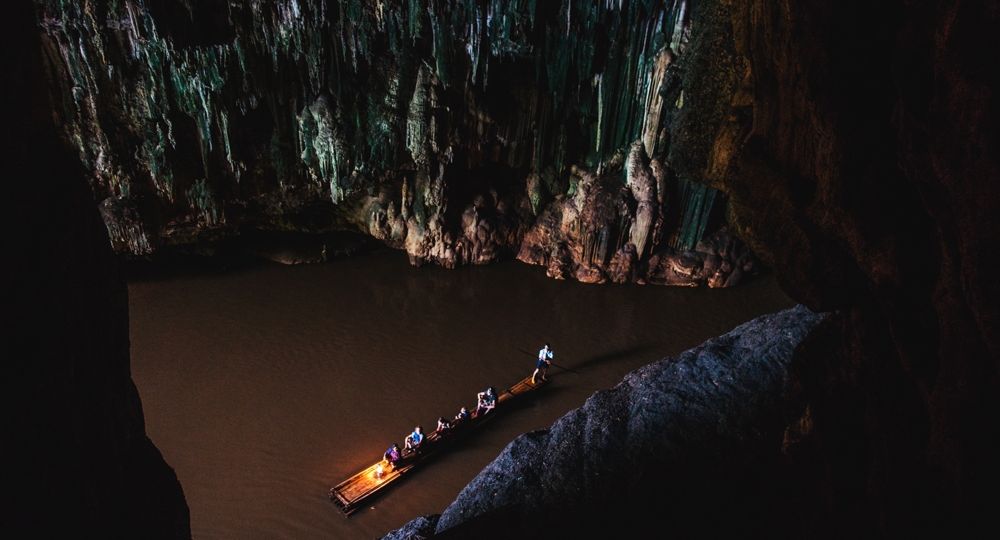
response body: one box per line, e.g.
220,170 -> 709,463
328,374 -> 549,516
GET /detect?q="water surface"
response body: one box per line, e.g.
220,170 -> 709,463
128,249 -> 792,538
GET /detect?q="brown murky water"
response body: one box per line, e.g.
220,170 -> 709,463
128,249 -> 792,539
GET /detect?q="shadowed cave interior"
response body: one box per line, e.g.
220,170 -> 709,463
7,0 -> 998,538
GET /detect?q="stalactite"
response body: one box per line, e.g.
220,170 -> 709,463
298,94 -> 350,202
406,65 -> 431,166
596,226 -> 610,266
427,4 -> 450,88
185,177 -> 222,225
673,177 -> 719,251
39,0 -> 689,181
34,0 -> 715,270
641,46 -> 675,157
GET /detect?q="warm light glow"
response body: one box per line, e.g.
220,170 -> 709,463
375,463 -> 384,480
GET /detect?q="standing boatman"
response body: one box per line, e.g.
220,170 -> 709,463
532,343 -> 553,384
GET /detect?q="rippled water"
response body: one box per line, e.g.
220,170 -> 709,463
128,249 -> 792,538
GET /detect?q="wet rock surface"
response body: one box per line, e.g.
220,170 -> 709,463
385,305 -> 823,538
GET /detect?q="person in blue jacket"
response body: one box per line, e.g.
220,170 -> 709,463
404,426 -> 424,451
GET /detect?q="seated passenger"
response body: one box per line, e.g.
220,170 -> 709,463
454,407 -> 471,423
436,416 -> 452,433
475,386 -> 497,417
383,443 -> 401,469
404,426 -> 424,451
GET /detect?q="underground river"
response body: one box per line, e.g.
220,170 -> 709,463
128,249 -> 793,538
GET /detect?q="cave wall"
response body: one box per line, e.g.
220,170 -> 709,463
688,0 -> 999,535
33,0 -> 752,287
5,3 -> 189,537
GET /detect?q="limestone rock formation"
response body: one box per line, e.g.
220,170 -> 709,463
516,147 -> 753,286
33,0 -> 752,287
384,305 -> 823,538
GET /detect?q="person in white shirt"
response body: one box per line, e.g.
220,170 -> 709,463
532,343 -> 553,384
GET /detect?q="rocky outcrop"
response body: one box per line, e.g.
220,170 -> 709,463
385,305 -> 823,538
516,144 -> 754,286
383,515 -> 439,540
33,0 -> 754,286
679,0 -> 1000,535
7,3 -> 189,537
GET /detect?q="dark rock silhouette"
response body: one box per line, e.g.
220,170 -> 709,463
6,3 -> 189,538
685,0 -> 1000,535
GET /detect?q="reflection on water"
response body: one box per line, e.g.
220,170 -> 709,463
128,249 -> 792,539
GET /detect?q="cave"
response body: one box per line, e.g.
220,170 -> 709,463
10,1 -> 998,538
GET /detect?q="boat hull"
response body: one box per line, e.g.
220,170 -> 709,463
328,374 -> 549,515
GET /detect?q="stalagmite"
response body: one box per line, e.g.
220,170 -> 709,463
626,142 -> 657,260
